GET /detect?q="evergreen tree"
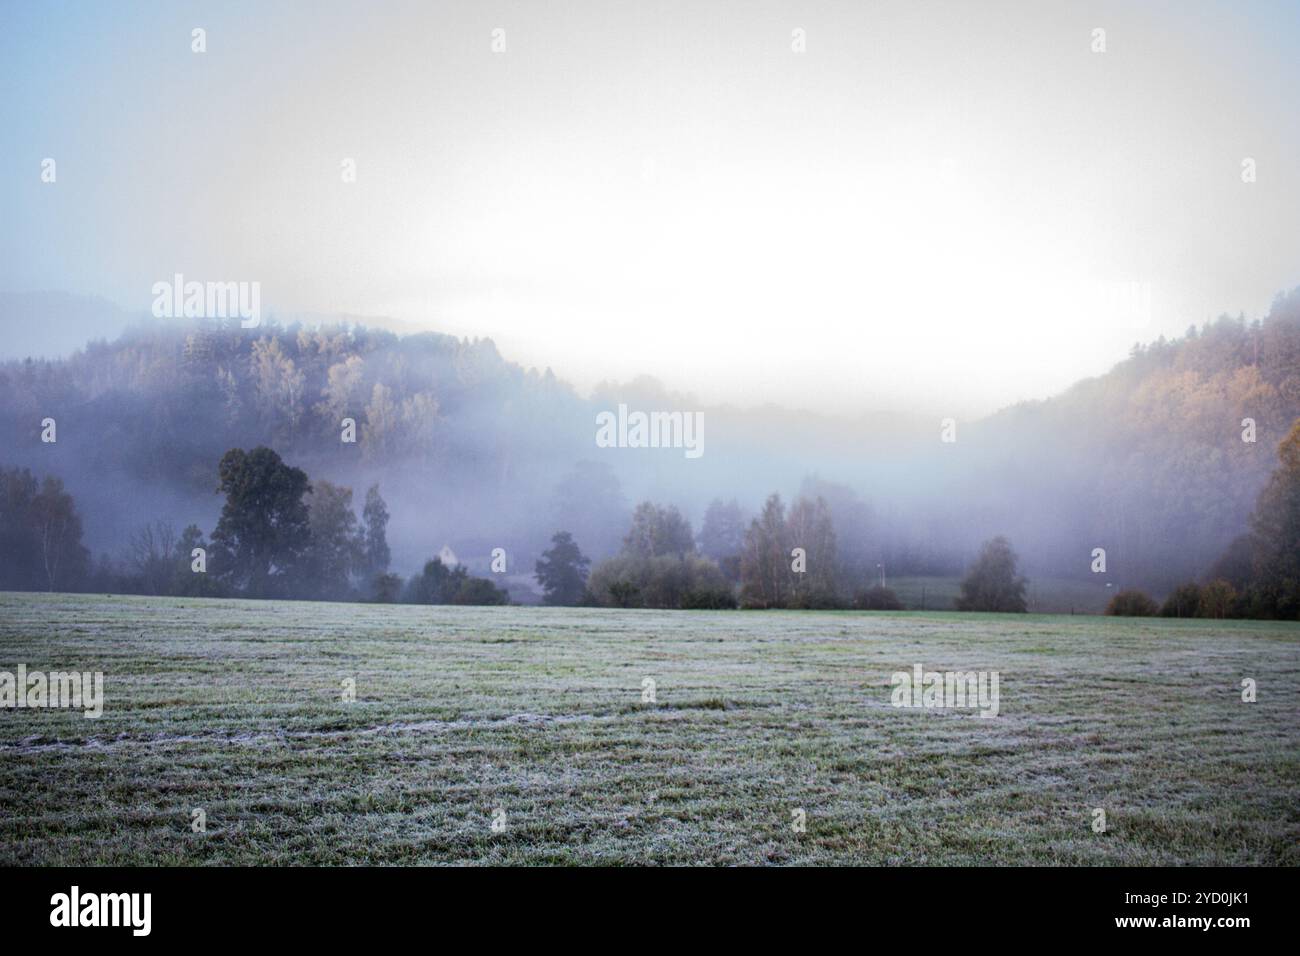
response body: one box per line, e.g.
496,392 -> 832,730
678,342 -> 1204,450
361,484 -> 391,578
534,531 -> 591,606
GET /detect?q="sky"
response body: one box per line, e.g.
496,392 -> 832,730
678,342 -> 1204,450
2,0 -> 1298,417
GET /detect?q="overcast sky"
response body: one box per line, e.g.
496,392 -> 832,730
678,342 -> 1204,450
2,0 -> 1298,416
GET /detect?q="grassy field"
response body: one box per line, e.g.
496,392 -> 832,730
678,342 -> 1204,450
1,591 -> 1297,866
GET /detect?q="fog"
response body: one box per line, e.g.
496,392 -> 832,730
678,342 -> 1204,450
3,288 -> 1297,607
5,1 -> 1300,416
4,2 -> 1300,605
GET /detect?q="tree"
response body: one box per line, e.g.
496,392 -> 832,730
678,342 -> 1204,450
622,502 -> 694,559
314,355 -> 364,427
400,391 -> 440,464
30,476 -> 89,592
681,581 -> 738,609
173,524 -> 222,596
249,337 -> 306,438
1105,589 -> 1158,616
1206,534 -> 1255,591
210,447 -> 312,597
698,498 -> 748,580
128,520 -> 177,594
402,557 -> 506,605
360,485 -> 391,575
550,461 -> 628,560
451,576 -> 509,605
403,557 -> 462,604
799,477 -> 875,595
363,383 -> 399,461
372,572 -> 402,603
305,480 -> 361,599
535,531 -> 591,606
740,494 -> 790,608
0,467 -> 41,590
606,579 -> 641,608
1246,419 -> 1300,618
736,493 -> 843,608
786,495 -> 838,606
956,536 -> 1028,612
586,552 -> 730,609
1198,579 -> 1238,619
1160,582 -> 1202,618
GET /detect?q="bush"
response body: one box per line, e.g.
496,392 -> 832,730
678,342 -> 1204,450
402,557 -> 506,605
451,576 -> 509,605
1105,589 -> 1158,616
587,553 -> 731,609
605,581 -> 640,608
852,585 -> 904,610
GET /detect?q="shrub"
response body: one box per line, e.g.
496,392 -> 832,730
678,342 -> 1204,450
1105,589 -> 1158,616
606,580 -> 641,608
451,576 -> 509,605
852,585 -> 904,610
402,557 -> 506,605
587,553 -> 731,609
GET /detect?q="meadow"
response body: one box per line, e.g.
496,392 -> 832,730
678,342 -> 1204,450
1,592 -> 1296,865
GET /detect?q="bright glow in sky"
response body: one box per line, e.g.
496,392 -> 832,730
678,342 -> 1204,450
3,0 -> 1298,416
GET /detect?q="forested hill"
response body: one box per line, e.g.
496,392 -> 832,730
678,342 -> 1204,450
0,319 -> 599,569
1,288 -> 1298,591
955,289 -> 1300,588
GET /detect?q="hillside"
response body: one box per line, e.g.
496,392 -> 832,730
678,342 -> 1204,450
1,289 -> 1298,594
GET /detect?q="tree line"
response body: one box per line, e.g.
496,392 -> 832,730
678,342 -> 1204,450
4,291 -> 1299,598
0,446 -> 507,605
551,496 -> 1031,613
3,414 -> 1297,618
549,419 -> 1300,618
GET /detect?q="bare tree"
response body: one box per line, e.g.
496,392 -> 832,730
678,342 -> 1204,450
128,520 -> 177,594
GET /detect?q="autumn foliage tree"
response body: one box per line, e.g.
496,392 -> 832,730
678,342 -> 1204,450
1247,419 -> 1300,618
739,494 -> 841,608
740,494 -> 791,608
